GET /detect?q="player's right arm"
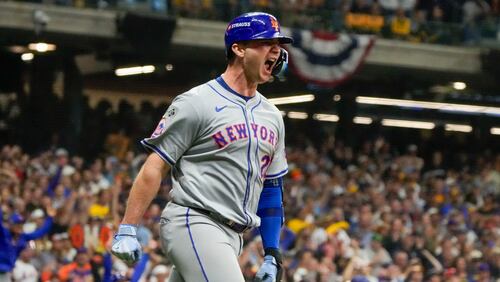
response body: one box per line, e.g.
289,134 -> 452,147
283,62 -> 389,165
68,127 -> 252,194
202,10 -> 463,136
111,153 -> 169,263
112,92 -> 200,264
122,153 -> 169,225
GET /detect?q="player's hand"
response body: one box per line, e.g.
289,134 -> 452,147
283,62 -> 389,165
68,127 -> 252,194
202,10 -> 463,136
111,224 -> 142,264
254,255 -> 278,282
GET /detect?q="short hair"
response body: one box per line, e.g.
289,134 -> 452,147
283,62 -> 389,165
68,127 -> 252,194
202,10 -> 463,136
226,47 -> 236,62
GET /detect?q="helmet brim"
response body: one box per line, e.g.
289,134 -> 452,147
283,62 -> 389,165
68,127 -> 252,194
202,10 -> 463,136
238,35 -> 293,45
277,36 -> 293,44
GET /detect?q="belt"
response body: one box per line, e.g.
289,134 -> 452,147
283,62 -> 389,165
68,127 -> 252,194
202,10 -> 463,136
188,206 -> 251,233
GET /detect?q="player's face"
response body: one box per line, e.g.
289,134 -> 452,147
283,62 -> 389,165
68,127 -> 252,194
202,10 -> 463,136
242,39 -> 281,84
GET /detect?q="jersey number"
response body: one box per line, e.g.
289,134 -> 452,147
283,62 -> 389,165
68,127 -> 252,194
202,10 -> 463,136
260,155 -> 272,177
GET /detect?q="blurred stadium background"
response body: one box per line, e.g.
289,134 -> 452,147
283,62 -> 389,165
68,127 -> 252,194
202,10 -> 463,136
0,0 -> 499,281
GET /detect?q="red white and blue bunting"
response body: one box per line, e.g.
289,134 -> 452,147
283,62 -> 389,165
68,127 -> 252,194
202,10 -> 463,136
283,30 -> 375,87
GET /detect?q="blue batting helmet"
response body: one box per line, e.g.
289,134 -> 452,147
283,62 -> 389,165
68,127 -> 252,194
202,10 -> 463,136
224,12 -> 293,52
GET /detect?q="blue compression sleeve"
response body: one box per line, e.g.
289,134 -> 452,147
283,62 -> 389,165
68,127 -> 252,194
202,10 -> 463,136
257,177 -> 284,249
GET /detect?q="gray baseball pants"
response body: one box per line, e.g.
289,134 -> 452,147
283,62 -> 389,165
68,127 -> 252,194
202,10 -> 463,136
159,202 -> 245,282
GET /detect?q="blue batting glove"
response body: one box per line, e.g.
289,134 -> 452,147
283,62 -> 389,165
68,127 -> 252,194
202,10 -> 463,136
254,255 -> 278,282
111,224 -> 142,264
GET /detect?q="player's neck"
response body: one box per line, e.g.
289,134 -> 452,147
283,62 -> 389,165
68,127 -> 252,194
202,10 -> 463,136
221,68 -> 257,98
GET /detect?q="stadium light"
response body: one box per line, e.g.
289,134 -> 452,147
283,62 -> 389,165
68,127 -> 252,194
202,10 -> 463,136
21,53 -> 34,62
353,116 -> 373,124
491,127 -> 500,135
165,64 -> 174,71
452,82 -> 466,90
115,65 -> 155,76
356,96 -> 500,116
9,45 -> 27,53
287,111 -> 308,119
28,42 -> 56,52
445,124 -> 472,133
382,119 -> 435,130
268,94 -> 315,105
313,113 -> 339,122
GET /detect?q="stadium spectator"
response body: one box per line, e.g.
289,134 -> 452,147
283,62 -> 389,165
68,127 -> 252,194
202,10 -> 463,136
12,247 -> 38,282
463,0 -> 491,43
0,204 -> 55,276
57,247 -> 93,281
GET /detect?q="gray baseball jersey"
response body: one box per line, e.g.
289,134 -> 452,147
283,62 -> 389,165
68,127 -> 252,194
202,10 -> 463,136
141,76 -> 288,228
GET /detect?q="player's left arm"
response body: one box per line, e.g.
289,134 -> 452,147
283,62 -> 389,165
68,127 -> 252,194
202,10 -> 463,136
258,113 -> 288,253
256,177 -> 284,282
256,114 -> 287,282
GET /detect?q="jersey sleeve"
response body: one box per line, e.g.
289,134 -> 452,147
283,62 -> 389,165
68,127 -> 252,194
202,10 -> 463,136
265,115 -> 288,179
141,95 -> 201,166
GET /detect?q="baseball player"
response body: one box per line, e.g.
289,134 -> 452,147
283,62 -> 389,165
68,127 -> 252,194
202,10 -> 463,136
111,12 -> 292,282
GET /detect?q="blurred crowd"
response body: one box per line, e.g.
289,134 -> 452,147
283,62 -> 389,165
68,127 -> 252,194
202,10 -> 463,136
1,128 -> 499,281
177,0 -> 500,45
0,93 -> 169,161
242,137 -> 499,281
0,144 -> 171,281
2,0 -> 499,45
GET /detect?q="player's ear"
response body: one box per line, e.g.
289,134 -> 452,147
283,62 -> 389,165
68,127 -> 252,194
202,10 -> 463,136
231,43 -> 245,59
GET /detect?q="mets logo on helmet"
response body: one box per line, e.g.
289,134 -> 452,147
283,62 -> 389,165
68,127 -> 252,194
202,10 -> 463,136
270,17 -> 279,31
